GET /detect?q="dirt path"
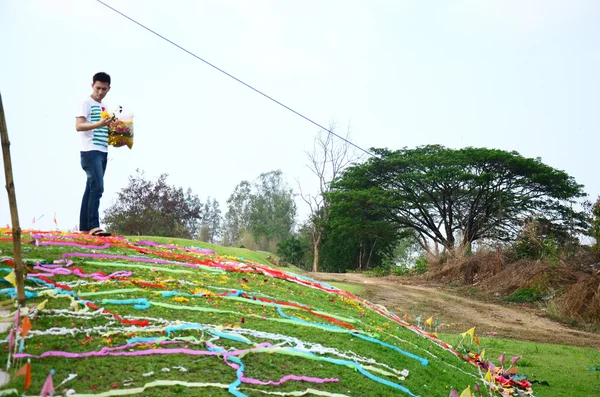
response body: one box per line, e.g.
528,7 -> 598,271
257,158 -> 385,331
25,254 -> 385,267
310,272 -> 600,348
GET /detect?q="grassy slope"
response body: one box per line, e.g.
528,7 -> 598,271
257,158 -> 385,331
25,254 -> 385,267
130,237 -> 367,297
0,233 -> 591,396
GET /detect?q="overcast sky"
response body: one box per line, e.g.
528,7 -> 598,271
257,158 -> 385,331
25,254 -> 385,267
0,0 -> 598,232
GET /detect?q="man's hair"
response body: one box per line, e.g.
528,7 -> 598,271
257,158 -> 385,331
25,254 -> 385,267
93,72 -> 111,86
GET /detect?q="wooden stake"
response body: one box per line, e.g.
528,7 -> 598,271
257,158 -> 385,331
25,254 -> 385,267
0,91 -> 26,305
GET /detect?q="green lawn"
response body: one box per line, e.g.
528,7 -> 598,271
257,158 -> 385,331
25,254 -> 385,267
0,232 -> 591,396
441,334 -> 600,397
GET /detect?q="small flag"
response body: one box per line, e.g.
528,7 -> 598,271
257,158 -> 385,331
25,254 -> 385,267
480,349 -> 485,360
53,212 -> 58,227
3,271 -> 17,287
37,299 -> 48,310
15,361 -> 31,391
449,388 -> 460,397
7,328 -> 15,350
13,306 -> 20,327
434,318 -> 439,328
425,316 -> 433,326
459,386 -> 472,397
402,313 -> 409,322
415,316 -> 422,324
498,353 -> 505,367
21,316 -> 32,337
484,368 -> 491,382
41,369 -> 55,397
474,335 -> 480,346
510,355 -> 521,366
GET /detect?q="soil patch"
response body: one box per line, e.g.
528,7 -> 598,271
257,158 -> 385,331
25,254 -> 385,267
311,272 -> 600,348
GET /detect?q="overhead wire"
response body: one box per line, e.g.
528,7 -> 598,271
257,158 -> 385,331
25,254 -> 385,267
95,0 -> 376,158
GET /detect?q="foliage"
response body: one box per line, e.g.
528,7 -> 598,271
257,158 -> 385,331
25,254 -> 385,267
250,170 -> 297,246
331,145 -> 588,252
224,170 -> 296,251
511,218 -> 560,260
506,287 -> 545,303
319,183 -> 406,272
223,181 -> 252,245
588,197 -> 600,258
413,256 -> 429,274
199,197 -> 222,243
277,235 -> 308,267
103,170 -> 202,239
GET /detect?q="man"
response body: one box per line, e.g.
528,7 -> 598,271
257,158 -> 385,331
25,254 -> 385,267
75,72 -> 112,236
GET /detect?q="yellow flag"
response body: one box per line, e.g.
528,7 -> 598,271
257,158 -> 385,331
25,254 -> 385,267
480,349 -> 486,360
3,271 -> 16,287
425,316 -> 433,326
484,368 -> 491,382
466,327 -> 475,338
459,385 -> 472,397
37,299 -> 48,310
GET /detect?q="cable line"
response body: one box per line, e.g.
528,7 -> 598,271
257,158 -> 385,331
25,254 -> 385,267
96,0 -> 375,158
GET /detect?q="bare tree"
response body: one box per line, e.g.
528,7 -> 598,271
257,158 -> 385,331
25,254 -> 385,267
298,123 -> 360,272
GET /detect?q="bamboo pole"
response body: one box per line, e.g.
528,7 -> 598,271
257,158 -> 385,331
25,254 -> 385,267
0,91 -> 26,306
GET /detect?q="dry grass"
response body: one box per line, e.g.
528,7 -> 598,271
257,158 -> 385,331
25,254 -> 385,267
551,271 -> 600,322
424,249 -> 600,325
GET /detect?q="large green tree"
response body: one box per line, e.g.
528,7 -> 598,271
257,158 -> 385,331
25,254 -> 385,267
103,170 -> 203,238
330,145 -> 587,253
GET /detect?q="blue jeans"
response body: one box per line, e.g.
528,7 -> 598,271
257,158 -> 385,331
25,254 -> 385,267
80,150 -> 107,231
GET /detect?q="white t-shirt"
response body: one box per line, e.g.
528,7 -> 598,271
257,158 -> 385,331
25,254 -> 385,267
76,97 -> 109,152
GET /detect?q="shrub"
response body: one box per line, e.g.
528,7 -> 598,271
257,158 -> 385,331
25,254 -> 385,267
506,287 -> 544,303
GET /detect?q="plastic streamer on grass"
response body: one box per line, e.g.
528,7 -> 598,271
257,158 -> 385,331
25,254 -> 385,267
350,332 -> 428,366
83,261 -> 196,274
0,287 -> 38,299
23,276 -> 150,327
79,288 -> 143,297
66,382 -> 351,397
228,327 -> 409,378
246,388 -> 350,397
33,240 -> 111,249
31,265 -> 133,281
64,380 -> 230,397
25,254 -> 426,371
244,346 -> 420,397
64,252 -> 225,273
15,339 -> 413,396
102,298 -> 150,310
5,232 -> 497,395
206,341 -> 246,397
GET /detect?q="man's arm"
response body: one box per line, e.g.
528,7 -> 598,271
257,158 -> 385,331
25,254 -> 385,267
75,116 -> 110,131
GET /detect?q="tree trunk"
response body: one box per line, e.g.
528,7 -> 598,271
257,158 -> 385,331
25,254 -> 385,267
312,230 -> 321,272
366,239 -> 377,269
0,92 -> 26,305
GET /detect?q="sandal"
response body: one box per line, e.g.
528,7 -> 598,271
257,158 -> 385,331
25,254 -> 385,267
89,227 -> 112,237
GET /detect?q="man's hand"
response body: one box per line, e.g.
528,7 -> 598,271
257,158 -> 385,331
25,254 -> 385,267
76,116 -> 112,131
99,116 -> 112,127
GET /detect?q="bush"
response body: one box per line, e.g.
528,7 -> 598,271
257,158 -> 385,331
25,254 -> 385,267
413,256 -> 429,274
392,263 -> 411,276
277,236 -> 307,267
506,287 -> 544,303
